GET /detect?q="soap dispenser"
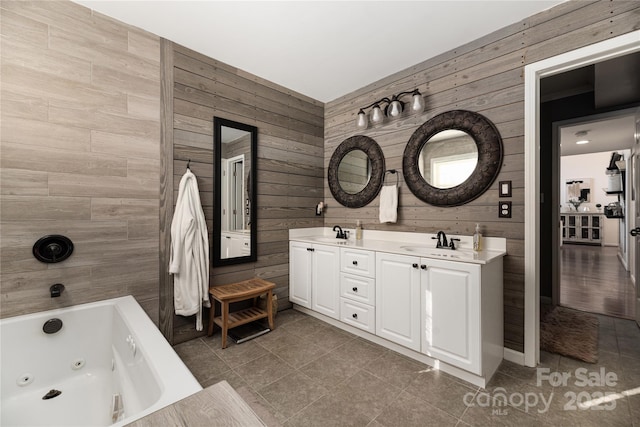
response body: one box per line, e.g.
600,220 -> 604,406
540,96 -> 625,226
473,223 -> 482,252
355,220 -> 363,241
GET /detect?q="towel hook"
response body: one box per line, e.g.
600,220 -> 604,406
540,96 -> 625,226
383,169 -> 399,186
186,159 -> 191,170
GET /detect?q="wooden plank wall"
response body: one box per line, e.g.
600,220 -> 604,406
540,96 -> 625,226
323,0 -> 640,352
0,1 -> 162,320
160,42 -> 325,344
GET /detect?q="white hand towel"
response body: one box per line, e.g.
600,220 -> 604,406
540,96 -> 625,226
379,185 -> 398,223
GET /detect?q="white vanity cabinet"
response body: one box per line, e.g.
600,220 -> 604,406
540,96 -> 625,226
289,241 -> 340,318
339,248 -> 376,333
375,252 -> 421,351
375,252 -> 503,377
288,228 -> 505,388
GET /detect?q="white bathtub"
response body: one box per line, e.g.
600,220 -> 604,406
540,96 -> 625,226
0,296 -> 202,426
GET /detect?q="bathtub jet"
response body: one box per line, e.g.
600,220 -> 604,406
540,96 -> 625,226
42,318 -> 63,334
42,389 -> 61,400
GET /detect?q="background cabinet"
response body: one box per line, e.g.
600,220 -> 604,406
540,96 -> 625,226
288,241 -> 340,318
221,231 -> 250,258
375,252 -> 421,351
561,213 -> 602,245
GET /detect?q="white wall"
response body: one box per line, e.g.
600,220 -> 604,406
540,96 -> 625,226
561,151 -> 620,246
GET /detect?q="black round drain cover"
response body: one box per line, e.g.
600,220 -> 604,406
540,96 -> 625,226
33,235 -> 74,263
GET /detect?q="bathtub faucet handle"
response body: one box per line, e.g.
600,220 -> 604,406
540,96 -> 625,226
50,283 -> 65,298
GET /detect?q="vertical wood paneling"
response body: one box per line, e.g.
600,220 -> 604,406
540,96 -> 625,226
160,43 -> 324,344
0,1 -> 161,321
323,0 -> 640,353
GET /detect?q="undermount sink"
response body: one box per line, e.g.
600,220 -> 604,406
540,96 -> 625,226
400,245 -> 477,260
399,245 -> 432,253
309,236 -> 349,244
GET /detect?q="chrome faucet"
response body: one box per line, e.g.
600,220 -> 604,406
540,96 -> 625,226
333,225 -> 347,239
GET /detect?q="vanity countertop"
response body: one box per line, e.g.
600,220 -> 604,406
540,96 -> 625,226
289,228 -> 506,265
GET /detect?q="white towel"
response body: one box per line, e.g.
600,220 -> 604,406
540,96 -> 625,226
379,185 -> 398,223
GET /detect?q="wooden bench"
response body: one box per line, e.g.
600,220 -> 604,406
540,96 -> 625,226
207,278 -> 275,349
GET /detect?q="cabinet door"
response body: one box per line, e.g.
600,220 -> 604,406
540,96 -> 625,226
311,244 -> 340,319
289,241 -> 312,308
376,252 -> 421,351
421,258 -> 481,374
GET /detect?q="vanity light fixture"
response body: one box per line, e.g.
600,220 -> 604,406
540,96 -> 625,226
356,89 -> 425,130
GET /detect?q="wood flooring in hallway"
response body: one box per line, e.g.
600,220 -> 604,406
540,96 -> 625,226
560,244 -> 636,319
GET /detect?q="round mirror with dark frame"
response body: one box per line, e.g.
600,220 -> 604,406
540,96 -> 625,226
403,110 -> 503,207
328,135 -> 385,208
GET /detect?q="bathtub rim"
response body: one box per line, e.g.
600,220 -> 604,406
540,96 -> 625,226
0,295 -> 202,426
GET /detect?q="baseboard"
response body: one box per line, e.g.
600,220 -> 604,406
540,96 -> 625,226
503,347 -> 525,365
617,251 -> 629,271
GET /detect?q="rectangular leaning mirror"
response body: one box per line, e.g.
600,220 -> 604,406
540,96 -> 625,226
213,117 -> 257,266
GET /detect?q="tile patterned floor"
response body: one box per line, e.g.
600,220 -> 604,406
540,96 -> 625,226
174,309 -> 640,426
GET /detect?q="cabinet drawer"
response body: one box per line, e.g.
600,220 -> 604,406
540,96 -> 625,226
340,298 -> 375,333
341,248 -> 375,277
340,273 -> 375,305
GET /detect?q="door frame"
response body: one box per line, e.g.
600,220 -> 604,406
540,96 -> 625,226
523,30 -> 640,367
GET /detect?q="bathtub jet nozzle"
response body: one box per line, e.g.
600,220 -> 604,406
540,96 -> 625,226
42,389 -> 62,400
43,318 -> 63,334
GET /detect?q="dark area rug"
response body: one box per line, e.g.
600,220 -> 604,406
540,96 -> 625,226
540,305 -> 599,363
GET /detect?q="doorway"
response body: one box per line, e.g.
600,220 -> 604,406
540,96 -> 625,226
554,112 -> 637,319
523,30 -> 640,367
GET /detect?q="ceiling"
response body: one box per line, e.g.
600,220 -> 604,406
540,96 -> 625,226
560,114 -> 637,157
73,0 -> 563,103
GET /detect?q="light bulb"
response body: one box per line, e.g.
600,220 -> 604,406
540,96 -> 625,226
387,100 -> 403,118
410,91 -> 425,113
370,104 -> 384,125
356,110 -> 368,130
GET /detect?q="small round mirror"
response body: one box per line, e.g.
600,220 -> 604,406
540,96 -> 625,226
328,135 -> 385,208
419,130 -> 478,189
337,149 -> 371,194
